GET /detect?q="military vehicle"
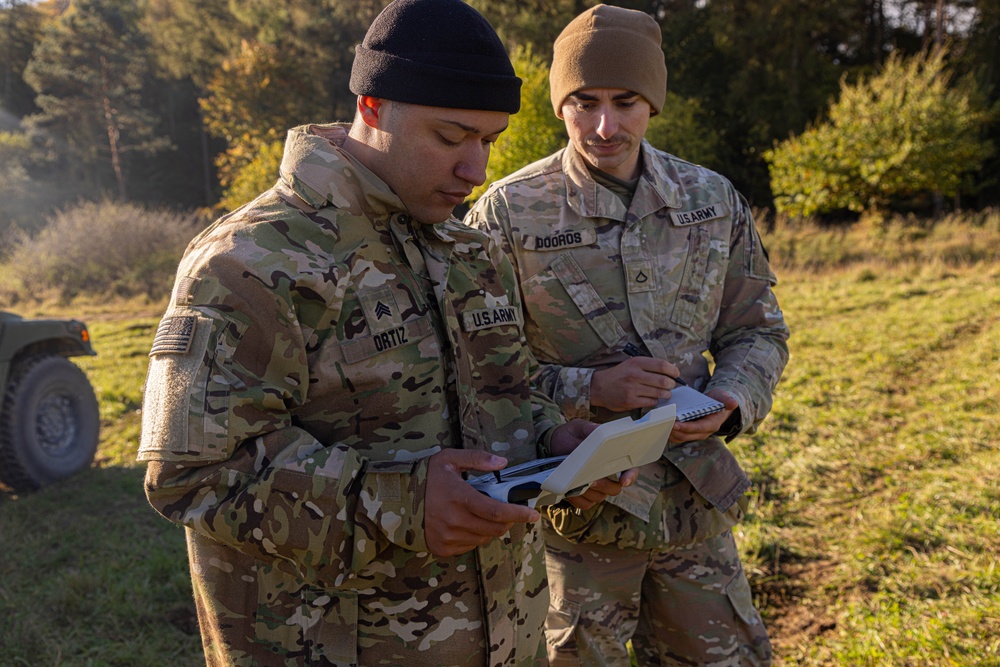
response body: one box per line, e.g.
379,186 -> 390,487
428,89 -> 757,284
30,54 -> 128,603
0,311 -> 99,492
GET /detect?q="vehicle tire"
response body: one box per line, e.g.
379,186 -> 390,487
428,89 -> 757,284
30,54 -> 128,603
0,355 -> 100,492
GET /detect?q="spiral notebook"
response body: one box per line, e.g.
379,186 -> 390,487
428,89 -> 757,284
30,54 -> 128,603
657,385 -> 724,422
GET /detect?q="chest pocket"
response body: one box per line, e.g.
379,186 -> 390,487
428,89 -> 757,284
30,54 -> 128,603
667,220 -> 730,331
520,252 -> 627,364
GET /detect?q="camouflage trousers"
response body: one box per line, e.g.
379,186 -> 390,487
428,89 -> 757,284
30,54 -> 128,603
543,529 -> 772,666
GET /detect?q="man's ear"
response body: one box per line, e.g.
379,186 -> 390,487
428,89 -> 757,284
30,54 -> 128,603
357,95 -> 384,129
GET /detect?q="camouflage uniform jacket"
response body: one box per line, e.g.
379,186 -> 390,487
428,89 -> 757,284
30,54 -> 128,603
139,123 -> 562,666
466,142 -> 789,546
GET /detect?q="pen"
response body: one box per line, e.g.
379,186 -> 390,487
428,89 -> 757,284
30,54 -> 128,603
621,343 -> 688,386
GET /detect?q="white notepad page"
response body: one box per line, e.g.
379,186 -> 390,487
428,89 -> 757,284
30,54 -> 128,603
658,385 -> 724,421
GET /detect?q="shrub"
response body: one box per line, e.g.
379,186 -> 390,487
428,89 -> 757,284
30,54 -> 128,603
472,44 -> 568,201
0,200 -> 204,303
761,208 -> 1000,272
765,48 -> 994,218
218,138 -> 284,213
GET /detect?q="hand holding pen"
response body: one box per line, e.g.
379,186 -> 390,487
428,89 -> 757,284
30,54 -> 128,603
590,342 -> 686,412
620,342 -> 740,443
622,342 -> 687,385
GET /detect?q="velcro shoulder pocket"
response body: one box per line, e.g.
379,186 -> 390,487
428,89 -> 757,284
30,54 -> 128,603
139,310 -> 248,462
746,223 -> 777,283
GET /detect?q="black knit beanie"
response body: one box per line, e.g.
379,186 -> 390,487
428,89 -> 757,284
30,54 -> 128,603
350,0 -> 521,113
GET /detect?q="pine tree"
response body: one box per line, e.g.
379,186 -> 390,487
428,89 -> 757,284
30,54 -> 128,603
23,0 -> 170,200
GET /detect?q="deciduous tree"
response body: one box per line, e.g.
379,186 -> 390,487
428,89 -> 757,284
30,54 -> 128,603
199,39 -> 319,206
766,48 -> 993,217
473,45 -> 567,200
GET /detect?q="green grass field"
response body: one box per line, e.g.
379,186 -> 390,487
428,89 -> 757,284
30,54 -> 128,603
736,263 -> 1000,665
1,235 -> 998,665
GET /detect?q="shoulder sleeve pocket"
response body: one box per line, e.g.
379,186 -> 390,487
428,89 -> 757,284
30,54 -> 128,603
139,310 -> 248,462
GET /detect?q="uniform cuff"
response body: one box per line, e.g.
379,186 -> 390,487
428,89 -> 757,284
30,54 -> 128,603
707,381 -> 753,439
557,366 -> 596,420
537,426 -> 558,458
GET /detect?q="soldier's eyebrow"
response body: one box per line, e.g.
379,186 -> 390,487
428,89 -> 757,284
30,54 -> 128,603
442,119 -> 509,137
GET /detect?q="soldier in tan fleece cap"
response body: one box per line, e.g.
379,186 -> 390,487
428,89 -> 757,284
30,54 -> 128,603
466,4 -> 787,666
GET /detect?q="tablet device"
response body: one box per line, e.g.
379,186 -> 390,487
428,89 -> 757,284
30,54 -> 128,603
467,403 -> 676,507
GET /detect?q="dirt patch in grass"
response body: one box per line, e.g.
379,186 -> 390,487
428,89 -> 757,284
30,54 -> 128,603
758,559 -> 840,656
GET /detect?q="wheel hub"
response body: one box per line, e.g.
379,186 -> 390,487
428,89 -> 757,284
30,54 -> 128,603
36,391 -> 77,457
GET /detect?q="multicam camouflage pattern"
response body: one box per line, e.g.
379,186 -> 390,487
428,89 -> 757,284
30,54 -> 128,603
466,141 -> 789,664
139,123 -> 562,667
545,530 -> 772,666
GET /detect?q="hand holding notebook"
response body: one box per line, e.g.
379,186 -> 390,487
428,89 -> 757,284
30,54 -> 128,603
622,343 -> 724,421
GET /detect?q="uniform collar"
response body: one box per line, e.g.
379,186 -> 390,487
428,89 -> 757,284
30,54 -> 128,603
561,140 -> 681,222
279,123 -> 466,245
280,123 -> 407,224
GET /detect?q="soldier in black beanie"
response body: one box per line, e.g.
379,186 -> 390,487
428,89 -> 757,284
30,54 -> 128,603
139,1 -> 631,666
342,0 -> 525,224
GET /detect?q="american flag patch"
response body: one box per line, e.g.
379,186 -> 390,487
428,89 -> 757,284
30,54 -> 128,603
149,316 -> 197,356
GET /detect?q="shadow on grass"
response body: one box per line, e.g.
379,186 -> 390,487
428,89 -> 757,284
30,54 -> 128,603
0,465 -> 202,666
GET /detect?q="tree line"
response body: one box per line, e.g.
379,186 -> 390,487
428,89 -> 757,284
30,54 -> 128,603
0,0 -> 997,238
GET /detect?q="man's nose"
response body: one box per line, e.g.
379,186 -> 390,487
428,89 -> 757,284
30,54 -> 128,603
596,110 -> 618,139
456,143 -> 490,186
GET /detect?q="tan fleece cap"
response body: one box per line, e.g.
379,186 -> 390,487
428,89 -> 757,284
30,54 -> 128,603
550,4 -> 667,116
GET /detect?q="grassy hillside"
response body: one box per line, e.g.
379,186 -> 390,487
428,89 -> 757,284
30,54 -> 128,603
1,224 -> 998,665
737,262 -> 1000,665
